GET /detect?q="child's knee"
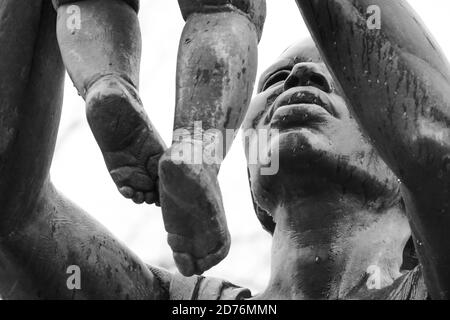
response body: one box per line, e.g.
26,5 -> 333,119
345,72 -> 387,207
178,0 -> 266,41
52,0 -> 139,13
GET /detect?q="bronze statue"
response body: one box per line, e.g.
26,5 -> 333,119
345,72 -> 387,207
295,0 -> 450,299
0,0 -> 448,299
244,39 -> 424,299
243,0 -> 450,299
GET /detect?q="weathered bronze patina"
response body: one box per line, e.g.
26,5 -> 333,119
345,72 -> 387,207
0,0 -> 449,300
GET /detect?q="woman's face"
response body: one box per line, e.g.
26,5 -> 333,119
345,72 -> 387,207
244,39 -> 400,212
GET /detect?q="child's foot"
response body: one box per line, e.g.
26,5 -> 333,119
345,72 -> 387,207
159,141 -> 231,276
86,75 -> 166,205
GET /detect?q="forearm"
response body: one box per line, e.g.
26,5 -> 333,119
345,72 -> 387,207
296,0 -> 450,186
0,182 -> 164,300
175,0 -> 266,152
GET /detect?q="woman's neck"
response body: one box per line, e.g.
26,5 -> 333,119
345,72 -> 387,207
257,195 -> 410,300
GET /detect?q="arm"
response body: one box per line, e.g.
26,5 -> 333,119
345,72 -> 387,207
0,182 -> 167,300
296,0 -> 450,299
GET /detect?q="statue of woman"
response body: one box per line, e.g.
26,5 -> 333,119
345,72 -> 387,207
0,0 -> 447,299
244,0 -> 449,299
244,38 -> 425,300
294,0 -> 450,299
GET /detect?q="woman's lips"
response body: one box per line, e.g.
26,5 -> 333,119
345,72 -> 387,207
270,104 -> 331,130
267,86 -> 336,129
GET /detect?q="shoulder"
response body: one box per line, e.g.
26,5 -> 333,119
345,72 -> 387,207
385,266 -> 429,300
351,266 -> 429,300
147,265 -> 251,300
169,272 -> 252,300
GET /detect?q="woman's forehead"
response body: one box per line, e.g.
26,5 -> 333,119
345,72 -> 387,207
258,39 -> 322,92
280,39 -> 322,63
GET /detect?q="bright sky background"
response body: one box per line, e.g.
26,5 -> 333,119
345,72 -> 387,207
51,0 -> 450,294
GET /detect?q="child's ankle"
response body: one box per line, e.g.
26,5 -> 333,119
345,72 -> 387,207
167,139 -> 222,175
84,73 -> 137,99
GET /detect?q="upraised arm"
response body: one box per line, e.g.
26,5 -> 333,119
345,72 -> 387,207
0,0 -> 164,299
295,0 -> 450,299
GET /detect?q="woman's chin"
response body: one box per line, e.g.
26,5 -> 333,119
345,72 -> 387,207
273,128 -> 333,161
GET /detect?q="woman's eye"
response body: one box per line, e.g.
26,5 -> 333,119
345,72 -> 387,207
262,70 -> 291,91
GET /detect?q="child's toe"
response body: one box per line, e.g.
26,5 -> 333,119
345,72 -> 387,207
119,186 -> 134,199
173,252 -> 196,277
132,191 -> 145,204
144,192 -> 156,204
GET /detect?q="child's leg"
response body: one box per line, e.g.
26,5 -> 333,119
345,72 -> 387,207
159,0 -> 266,276
55,0 -> 165,205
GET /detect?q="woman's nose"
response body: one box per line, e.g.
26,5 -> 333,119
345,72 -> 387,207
284,62 -> 332,93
